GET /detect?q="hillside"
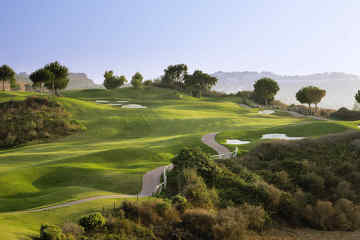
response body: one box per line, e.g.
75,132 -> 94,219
15,72 -> 103,90
0,87 -> 358,239
212,71 -> 360,109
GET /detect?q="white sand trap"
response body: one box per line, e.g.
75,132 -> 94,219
108,103 -> 122,106
117,100 -> 128,103
262,134 -> 305,140
259,110 -> 275,115
122,104 -> 147,109
95,100 -> 109,103
226,139 -> 251,145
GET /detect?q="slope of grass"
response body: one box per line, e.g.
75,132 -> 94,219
0,87 -> 356,239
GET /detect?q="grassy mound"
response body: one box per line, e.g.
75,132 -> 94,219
0,96 -> 84,148
330,107 -> 360,121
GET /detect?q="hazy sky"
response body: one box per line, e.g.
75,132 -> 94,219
1,0 -> 359,83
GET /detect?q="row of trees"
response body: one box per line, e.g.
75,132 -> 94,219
29,61 -> 69,95
0,62 -> 70,96
160,64 -> 218,98
103,71 -> 144,89
103,64 -> 217,98
251,78 -> 327,114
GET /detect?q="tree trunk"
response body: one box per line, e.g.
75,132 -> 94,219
52,79 -> 55,95
308,104 -> 311,115
2,80 -> 4,91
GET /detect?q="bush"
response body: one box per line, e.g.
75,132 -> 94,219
79,212 -> 106,232
171,194 -> 188,213
0,97 -> 84,148
182,209 -> 216,239
213,207 -> 248,240
182,169 -> 215,208
330,107 -> 360,121
40,224 -> 65,240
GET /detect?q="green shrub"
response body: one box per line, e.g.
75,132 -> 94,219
0,96 -> 84,148
171,194 -> 188,213
182,209 -> 216,239
40,224 -> 65,240
330,107 -> 360,121
79,212 -> 106,232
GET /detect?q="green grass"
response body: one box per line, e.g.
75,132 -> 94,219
0,87 -> 356,239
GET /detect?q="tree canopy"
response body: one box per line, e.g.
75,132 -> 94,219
184,70 -> 218,98
296,86 -> 326,113
131,72 -> 143,88
29,68 -> 54,93
44,61 -> 69,95
253,78 -> 280,105
355,90 -> 360,105
161,64 -> 188,89
103,71 -> 127,89
0,65 -> 16,91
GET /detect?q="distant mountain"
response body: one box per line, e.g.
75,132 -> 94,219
212,71 -> 360,109
15,72 -> 104,90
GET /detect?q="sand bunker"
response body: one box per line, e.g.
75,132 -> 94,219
122,104 -> 147,109
108,103 -> 123,106
117,100 -> 129,103
259,110 -> 275,115
226,139 -> 251,145
261,134 -> 305,140
95,100 -> 110,103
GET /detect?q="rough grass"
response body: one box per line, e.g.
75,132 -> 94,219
0,87 -> 356,239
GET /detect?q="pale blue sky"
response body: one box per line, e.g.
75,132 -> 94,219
1,0 -> 359,83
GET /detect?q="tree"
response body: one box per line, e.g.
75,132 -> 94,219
0,65 -> 16,91
355,90 -> 360,105
103,71 -> 127,89
184,70 -> 218,98
253,78 -> 280,105
29,68 -> 54,94
161,64 -> 188,89
131,72 -> 143,88
296,86 -> 326,114
44,61 -> 69,95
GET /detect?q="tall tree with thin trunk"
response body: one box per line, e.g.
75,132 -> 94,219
355,90 -> 360,105
253,78 -> 280,105
184,70 -> 218,98
131,72 -> 143,88
161,64 -> 188,89
0,65 -> 15,91
296,86 -> 326,114
29,68 -> 54,94
44,61 -> 69,96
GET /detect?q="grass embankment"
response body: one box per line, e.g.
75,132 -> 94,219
0,87 -> 356,239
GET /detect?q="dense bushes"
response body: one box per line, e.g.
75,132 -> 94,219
0,96 -> 84,148
330,107 -> 360,121
50,199 -> 268,240
240,131 -> 360,230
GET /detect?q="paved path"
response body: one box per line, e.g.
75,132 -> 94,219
201,132 -> 231,158
24,164 -> 172,213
